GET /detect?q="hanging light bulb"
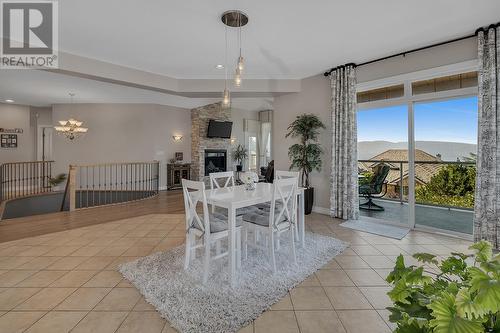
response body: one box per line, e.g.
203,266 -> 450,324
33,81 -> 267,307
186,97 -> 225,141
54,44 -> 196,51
222,88 -> 231,108
221,17 -> 231,109
234,67 -> 242,87
237,56 -> 244,73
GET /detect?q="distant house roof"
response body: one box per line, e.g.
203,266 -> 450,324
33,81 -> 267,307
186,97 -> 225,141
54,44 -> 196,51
358,149 -> 443,185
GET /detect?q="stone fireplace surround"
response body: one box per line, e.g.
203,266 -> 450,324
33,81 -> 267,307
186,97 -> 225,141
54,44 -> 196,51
191,102 -> 232,180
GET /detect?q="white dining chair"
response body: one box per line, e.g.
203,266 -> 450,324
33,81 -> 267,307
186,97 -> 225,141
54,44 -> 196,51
241,177 -> 298,273
209,171 -> 235,190
255,170 -> 300,240
209,171 -> 235,214
182,179 -> 242,283
209,170 -> 261,217
275,170 -> 300,180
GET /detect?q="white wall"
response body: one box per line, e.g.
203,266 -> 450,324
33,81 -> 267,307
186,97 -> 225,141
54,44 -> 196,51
52,104 -> 191,189
273,37 -> 479,213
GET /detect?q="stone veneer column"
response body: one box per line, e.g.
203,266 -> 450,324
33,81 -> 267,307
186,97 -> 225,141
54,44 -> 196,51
191,102 -> 232,180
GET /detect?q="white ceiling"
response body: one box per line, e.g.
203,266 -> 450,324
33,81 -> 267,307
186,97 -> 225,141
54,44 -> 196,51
59,0 -> 500,79
0,69 -> 273,110
0,69 -> 213,107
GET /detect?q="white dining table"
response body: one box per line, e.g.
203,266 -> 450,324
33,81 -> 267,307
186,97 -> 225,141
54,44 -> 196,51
205,182 -> 305,286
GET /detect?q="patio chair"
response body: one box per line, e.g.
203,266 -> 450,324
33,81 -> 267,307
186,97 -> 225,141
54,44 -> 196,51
182,179 -> 242,284
241,177 -> 298,273
359,164 -> 390,211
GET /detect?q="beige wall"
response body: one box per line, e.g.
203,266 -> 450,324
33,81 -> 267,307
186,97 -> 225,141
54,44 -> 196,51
0,103 -> 34,163
0,103 -> 51,164
272,75 -> 332,211
357,37 -> 477,83
52,104 -> 191,189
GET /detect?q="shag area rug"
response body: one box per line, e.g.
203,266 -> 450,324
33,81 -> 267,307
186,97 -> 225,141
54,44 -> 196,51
119,232 -> 348,333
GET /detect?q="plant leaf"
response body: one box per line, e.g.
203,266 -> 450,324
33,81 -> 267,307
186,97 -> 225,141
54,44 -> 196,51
468,267 -> 500,314
469,241 -> 492,263
387,255 -> 414,283
455,288 -> 488,319
413,253 -> 439,266
440,256 -> 468,277
388,278 -> 412,304
406,267 -> 433,286
429,292 -> 483,333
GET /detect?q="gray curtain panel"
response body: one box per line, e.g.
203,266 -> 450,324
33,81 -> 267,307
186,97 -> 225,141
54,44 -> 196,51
475,26 -> 500,248
330,65 -> 359,220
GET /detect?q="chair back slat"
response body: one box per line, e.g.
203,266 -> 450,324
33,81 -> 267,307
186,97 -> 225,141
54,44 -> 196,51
209,171 -> 235,189
269,177 -> 298,229
275,170 -> 299,181
182,179 -> 210,234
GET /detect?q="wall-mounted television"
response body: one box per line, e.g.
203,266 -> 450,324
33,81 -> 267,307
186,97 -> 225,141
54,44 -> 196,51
207,120 -> 232,138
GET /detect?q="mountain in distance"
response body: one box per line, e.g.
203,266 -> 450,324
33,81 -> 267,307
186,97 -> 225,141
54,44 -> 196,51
358,140 -> 477,161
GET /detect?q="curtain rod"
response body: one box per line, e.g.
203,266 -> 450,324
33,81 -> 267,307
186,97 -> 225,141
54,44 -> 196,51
323,22 -> 500,77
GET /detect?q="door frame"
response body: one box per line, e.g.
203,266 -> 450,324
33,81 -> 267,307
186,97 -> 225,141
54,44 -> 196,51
37,125 -> 53,161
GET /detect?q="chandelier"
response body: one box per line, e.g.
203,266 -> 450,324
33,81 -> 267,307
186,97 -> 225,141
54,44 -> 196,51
54,93 -> 88,140
54,119 -> 88,140
221,10 -> 248,108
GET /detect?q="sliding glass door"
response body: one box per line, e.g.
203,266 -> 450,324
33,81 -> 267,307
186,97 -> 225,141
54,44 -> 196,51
413,96 -> 477,235
356,69 -> 478,237
357,105 -> 409,226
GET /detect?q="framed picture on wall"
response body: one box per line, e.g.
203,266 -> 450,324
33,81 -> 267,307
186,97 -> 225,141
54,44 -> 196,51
1,134 -> 18,148
175,152 -> 183,161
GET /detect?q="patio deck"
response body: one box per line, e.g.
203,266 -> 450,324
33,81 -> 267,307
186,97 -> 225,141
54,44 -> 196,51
359,199 -> 473,235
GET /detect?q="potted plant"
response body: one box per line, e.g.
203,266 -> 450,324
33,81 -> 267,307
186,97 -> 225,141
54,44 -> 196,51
386,240 -> 499,333
233,144 -> 248,172
286,114 -> 325,214
48,173 -> 67,191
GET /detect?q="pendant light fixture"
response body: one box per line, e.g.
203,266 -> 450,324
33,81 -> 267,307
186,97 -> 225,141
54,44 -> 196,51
221,10 -> 248,90
221,17 -> 231,109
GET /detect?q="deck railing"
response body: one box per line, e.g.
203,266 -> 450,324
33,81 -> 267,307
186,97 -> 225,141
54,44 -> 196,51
0,161 -> 54,202
65,161 -> 160,210
358,159 -> 476,210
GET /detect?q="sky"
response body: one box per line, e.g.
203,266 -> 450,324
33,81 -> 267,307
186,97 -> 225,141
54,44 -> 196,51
357,96 -> 478,144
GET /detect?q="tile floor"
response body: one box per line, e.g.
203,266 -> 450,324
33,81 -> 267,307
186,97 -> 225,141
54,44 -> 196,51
0,213 -> 472,333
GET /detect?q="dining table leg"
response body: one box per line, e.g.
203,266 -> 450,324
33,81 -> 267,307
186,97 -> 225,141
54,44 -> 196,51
298,191 -> 305,247
228,206 -> 237,286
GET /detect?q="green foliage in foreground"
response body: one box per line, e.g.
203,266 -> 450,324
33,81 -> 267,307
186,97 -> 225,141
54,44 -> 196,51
386,240 -> 500,333
415,164 -> 476,209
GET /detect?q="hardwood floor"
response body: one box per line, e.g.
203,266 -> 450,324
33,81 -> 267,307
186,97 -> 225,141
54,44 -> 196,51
0,190 -> 184,243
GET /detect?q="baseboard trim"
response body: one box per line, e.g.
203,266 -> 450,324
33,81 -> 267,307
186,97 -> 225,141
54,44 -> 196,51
312,206 -> 330,215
